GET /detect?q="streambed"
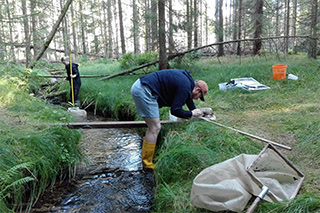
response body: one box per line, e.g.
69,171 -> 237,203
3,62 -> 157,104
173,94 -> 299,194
30,127 -> 155,212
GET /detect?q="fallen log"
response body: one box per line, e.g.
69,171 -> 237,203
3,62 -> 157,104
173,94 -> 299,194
99,60 -> 159,81
99,36 -> 313,81
44,90 -> 67,98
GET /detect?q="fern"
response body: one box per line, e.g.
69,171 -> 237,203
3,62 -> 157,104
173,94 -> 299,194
5,162 -> 34,180
0,199 -> 13,213
0,176 -> 35,198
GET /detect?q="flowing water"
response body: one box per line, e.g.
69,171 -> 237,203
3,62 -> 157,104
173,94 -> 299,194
31,125 -> 155,212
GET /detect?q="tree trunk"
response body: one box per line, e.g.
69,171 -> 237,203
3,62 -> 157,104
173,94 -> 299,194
193,0 -> 198,48
168,0 -> 174,54
275,0 -> 280,36
132,0 -> 140,54
5,0 -> 15,61
22,0 -> 31,66
199,1 -> 203,47
217,0 -> 224,57
151,0 -> 158,51
30,0 -> 39,58
158,0 -> 169,70
113,0 -> 120,58
99,1 -> 105,56
118,0 -> 126,55
187,0 -> 192,49
92,0 -> 99,55
232,0 -> 238,49
102,2 -> 108,56
61,0 -> 70,56
237,0 -> 242,55
0,3 -> 4,60
228,0 -> 232,41
79,1 -> 87,54
204,1 -> 208,45
144,0 -> 151,52
107,0 -> 114,57
309,0 -> 317,59
71,3 -> 78,58
292,0 -> 297,53
253,0 -> 263,55
284,0 -> 290,57
28,0 -> 73,69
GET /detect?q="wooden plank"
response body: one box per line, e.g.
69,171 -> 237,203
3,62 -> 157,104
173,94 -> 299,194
41,75 -> 105,78
49,120 -> 176,129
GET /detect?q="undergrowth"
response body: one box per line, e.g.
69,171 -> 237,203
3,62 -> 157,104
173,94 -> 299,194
0,64 -> 82,212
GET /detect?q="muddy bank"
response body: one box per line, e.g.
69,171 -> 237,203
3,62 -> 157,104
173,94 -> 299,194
30,128 -> 155,213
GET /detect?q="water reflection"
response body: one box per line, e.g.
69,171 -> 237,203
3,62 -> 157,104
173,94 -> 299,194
77,129 -> 143,175
31,128 -> 154,213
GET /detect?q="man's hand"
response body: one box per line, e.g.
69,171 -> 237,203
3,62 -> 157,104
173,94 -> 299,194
191,109 -> 203,119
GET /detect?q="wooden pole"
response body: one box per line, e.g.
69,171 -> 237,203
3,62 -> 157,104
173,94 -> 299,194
200,117 -> 292,151
47,120 -> 175,129
70,54 -> 75,105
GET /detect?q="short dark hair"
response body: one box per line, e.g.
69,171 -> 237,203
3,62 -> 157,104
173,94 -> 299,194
61,57 -> 70,63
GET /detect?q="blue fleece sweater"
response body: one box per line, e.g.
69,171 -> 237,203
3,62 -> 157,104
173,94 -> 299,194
140,69 -> 196,118
65,63 -> 81,86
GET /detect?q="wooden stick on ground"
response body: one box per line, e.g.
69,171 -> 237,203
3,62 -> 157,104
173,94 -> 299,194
200,117 -> 292,151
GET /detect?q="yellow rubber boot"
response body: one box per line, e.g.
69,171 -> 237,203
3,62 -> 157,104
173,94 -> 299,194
142,138 -> 156,169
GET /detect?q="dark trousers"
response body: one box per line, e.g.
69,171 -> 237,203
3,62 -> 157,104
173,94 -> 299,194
70,83 -> 81,103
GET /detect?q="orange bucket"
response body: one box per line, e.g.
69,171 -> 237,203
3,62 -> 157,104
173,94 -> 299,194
272,64 -> 287,80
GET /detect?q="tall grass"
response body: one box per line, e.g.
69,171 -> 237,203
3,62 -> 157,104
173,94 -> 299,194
154,121 -> 263,212
58,57 -> 160,120
0,65 -> 82,212
256,194 -> 320,213
0,123 -> 82,212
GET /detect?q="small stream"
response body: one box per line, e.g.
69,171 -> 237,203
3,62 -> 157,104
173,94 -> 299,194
31,115 -> 155,212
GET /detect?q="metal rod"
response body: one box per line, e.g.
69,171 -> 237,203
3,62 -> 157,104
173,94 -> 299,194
246,186 -> 269,213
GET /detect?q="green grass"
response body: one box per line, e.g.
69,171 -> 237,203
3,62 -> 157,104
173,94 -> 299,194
151,55 -> 320,212
0,54 -> 319,212
0,64 -> 82,212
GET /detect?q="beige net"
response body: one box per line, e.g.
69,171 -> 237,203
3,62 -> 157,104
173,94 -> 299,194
190,144 -> 304,212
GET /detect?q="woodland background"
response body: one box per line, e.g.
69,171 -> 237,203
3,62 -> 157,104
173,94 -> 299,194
1,0 -> 320,212
1,0 -> 319,69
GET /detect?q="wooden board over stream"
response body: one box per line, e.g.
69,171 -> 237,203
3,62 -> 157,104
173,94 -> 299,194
49,120 -> 176,129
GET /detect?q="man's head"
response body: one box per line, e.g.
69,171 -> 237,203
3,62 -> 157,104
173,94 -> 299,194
61,57 -> 70,65
193,80 -> 208,101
